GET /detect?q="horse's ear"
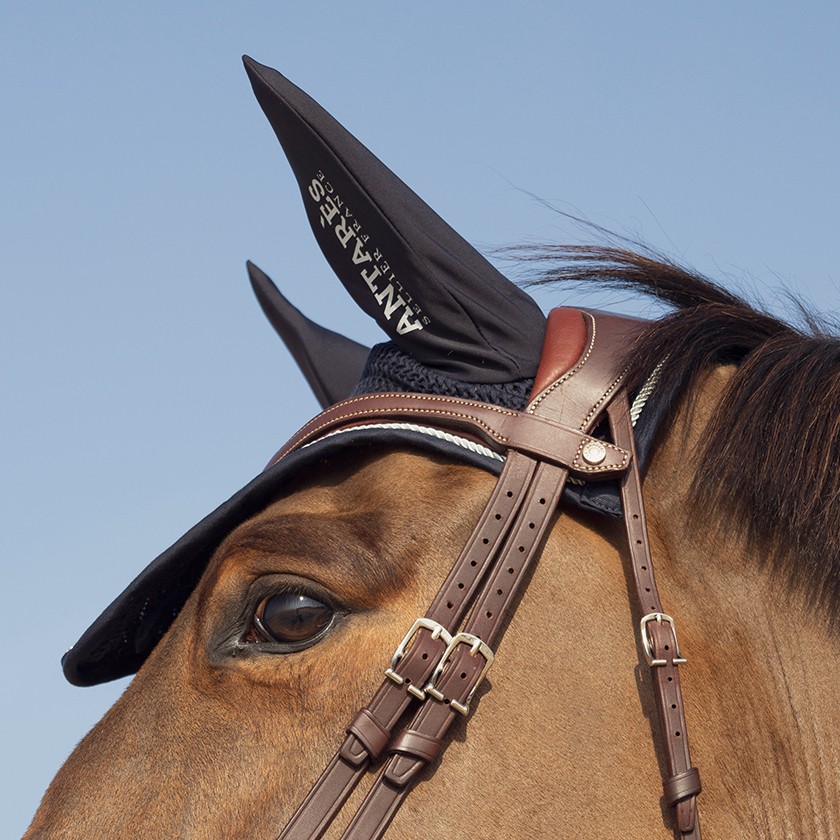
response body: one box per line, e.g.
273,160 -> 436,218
243,56 -> 545,384
247,261 -> 369,408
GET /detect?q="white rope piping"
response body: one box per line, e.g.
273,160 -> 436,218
301,422 -> 506,463
630,357 -> 666,427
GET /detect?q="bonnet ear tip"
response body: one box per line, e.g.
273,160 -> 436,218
245,258 -> 266,281
246,260 -> 288,304
245,258 -> 262,286
242,55 -> 273,86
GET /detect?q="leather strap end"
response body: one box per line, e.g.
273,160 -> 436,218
338,734 -> 370,768
382,752 -> 428,789
676,796 -> 698,835
664,767 -> 701,834
345,709 -> 391,761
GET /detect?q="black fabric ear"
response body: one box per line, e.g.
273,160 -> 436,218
247,261 -> 369,408
243,56 -> 545,384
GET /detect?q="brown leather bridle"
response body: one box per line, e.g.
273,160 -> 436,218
268,307 -> 702,839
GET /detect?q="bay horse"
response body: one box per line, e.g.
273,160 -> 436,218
26,57 -> 839,839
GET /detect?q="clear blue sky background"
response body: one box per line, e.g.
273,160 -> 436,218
3,4 -> 838,835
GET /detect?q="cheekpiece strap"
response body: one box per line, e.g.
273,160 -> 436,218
274,308 -> 701,840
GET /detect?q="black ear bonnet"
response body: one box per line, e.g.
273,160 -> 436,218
62,58 -> 659,687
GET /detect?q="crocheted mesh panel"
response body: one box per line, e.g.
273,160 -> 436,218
352,342 -> 534,410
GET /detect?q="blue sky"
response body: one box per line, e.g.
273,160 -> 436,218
2,3 -> 838,835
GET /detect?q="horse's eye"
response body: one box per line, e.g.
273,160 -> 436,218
253,592 -> 335,646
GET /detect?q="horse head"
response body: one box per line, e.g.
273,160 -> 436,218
27,58 -> 840,839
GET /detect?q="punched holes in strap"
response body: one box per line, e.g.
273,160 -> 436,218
610,393 -> 702,838
276,456 -> 538,840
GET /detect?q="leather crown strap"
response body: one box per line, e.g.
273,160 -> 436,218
272,308 -> 701,839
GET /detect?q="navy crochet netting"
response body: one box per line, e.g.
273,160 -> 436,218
352,342 -> 535,409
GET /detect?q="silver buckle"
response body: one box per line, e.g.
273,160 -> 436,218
424,632 -> 495,715
385,618 -> 452,700
640,612 -> 687,667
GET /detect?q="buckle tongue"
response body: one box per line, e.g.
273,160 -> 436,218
424,632 -> 495,715
385,618 -> 452,699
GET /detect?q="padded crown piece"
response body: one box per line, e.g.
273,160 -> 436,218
243,56 -> 546,383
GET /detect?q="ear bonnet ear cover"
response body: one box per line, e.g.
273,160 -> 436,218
243,56 -> 545,384
248,261 -> 369,408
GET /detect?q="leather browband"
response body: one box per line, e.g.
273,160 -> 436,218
268,393 -> 631,478
272,308 -> 701,840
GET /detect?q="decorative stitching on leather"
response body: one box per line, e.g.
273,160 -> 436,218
273,389 -> 629,475
326,392 -> 517,417
527,312 -> 597,414
272,394 -> 518,465
578,370 -> 627,432
275,409 -> 629,475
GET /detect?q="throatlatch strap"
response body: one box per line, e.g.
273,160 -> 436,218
608,393 -> 702,838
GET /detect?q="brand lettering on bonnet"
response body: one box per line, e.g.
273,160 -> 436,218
308,171 -> 426,335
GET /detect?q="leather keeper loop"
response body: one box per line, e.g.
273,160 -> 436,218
663,767 -> 702,807
389,729 -> 443,764
345,709 -> 390,761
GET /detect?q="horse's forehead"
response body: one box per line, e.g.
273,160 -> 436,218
263,447 -> 493,513
201,448 -> 495,592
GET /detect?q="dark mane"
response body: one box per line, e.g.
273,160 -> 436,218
519,244 -> 840,624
